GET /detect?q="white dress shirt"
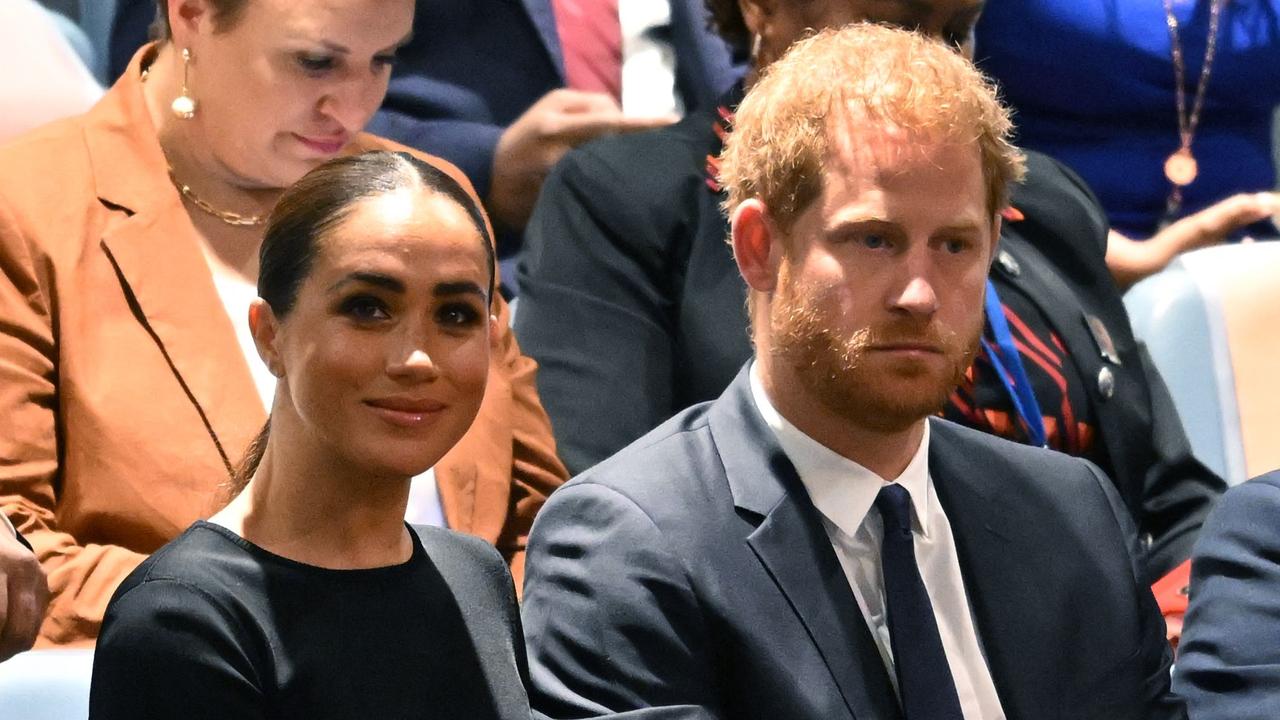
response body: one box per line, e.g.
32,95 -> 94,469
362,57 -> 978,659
203,260 -> 446,528
749,365 -> 1005,719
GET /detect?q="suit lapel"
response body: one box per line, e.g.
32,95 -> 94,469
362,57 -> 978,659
928,420 -> 1063,720
710,369 -> 902,720
516,0 -> 566,82
84,50 -> 267,476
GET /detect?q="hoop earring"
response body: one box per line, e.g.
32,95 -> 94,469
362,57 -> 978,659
171,48 -> 197,120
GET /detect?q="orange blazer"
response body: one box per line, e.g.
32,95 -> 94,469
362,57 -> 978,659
0,48 -> 566,647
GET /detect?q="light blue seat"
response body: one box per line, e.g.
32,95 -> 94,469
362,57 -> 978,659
0,649 -> 94,720
1125,242 -> 1280,485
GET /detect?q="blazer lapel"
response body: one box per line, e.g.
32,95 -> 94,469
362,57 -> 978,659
516,0 -> 566,82
928,420 -> 1063,720
84,51 -> 266,475
710,368 -> 902,720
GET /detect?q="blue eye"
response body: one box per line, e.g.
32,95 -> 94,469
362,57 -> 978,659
943,238 -> 970,254
863,234 -> 888,249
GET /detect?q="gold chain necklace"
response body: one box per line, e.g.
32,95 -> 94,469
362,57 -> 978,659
166,168 -> 267,227
1162,0 -> 1224,217
141,64 -> 268,227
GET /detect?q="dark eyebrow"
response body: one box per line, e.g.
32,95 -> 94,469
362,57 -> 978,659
434,281 -> 488,300
328,271 -> 405,294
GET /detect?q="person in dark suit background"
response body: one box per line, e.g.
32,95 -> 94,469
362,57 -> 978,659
1173,468 -> 1280,720
521,24 -> 1183,720
368,0 -> 742,261
513,0 -> 1223,595
0,517 -> 47,662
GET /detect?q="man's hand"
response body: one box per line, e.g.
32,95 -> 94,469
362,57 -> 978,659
0,522 -> 48,661
487,89 -> 676,231
1107,191 -> 1280,289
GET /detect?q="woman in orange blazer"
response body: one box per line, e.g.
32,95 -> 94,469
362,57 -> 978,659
0,0 -> 566,647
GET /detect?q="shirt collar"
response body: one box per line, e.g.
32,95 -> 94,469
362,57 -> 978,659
748,362 -> 934,539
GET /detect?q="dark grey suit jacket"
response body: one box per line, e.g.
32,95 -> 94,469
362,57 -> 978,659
1173,470 -> 1280,719
522,368 -> 1184,719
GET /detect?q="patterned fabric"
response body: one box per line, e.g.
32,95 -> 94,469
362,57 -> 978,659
946,285 -> 1099,461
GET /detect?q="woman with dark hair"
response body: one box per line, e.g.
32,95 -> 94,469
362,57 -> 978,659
0,0 -> 565,647
514,0 -> 1222,607
89,151 -> 531,719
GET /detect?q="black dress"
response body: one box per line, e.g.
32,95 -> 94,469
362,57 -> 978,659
88,521 -> 531,719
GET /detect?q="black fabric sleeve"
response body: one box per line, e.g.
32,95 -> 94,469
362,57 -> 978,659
1174,476 -> 1280,720
515,145 -> 681,475
89,579 -> 264,720
522,483 -> 721,719
1135,344 -> 1227,582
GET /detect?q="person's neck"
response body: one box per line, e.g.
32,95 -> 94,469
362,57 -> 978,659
210,418 -> 413,569
141,44 -> 281,228
756,356 -> 926,481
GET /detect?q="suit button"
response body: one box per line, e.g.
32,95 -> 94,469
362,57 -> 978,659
997,249 -> 1021,277
1097,367 -> 1116,400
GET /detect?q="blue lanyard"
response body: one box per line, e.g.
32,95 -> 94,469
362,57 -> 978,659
980,280 -> 1048,448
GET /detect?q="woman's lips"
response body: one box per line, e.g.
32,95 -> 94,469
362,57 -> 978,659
294,133 -> 348,155
364,398 -> 448,427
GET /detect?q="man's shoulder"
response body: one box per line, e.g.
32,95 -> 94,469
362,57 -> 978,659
555,400 -> 724,510
555,110 -> 719,193
929,418 -> 1114,504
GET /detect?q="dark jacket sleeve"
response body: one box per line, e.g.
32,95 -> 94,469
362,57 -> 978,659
89,579 -> 264,720
515,142 -> 686,475
1135,344 -> 1226,582
1173,474 -> 1280,720
522,483 -> 722,719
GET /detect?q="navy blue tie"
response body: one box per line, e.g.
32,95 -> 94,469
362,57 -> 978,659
875,483 -> 965,720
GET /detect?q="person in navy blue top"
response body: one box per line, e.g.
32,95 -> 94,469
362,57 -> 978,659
974,0 -> 1280,286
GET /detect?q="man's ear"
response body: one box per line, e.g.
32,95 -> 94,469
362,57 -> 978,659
737,0 -> 775,37
248,299 -> 283,378
731,199 -> 783,294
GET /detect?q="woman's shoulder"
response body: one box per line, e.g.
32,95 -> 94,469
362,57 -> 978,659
408,525 -> 516,606
110,523 -> 257,612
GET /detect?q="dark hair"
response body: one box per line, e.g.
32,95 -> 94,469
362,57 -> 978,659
230,150 -> 496,492
151,0 -> 250,40
705,0 -> 750,54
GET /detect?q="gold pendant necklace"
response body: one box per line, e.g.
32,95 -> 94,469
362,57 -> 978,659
1162,0 -> 1224,208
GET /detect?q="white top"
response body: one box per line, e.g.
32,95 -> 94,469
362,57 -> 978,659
204,262 -> 446,528
749,365 -> 1005,719
618,0 -> 681,117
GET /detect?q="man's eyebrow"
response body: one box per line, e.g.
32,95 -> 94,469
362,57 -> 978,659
327,271 -> 405,294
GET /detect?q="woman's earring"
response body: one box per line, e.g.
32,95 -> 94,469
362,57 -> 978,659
750,34 -> 762,65
171,48 -> 197,120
